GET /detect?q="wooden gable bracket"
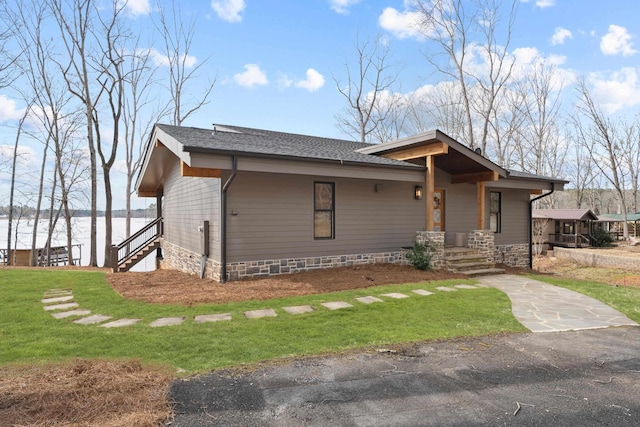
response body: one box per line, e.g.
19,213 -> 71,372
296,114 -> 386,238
382,141 -> 449,161
451,171 -> 499,184
181,161 -> 222,178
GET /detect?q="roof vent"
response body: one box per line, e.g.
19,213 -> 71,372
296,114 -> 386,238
212,124 -> 216,136
474,147 -> 482,155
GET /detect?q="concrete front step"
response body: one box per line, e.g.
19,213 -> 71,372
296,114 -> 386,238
460,268 -> 505,277
446,255 -> 489,264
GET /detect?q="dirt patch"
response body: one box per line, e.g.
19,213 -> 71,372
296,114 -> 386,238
106,264 -> 467,306
0,359 -> 172,427
533,254 -> 640,288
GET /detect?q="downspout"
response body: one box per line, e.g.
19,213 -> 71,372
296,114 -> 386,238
529,182 -> 555,269
220,155 -> 238,283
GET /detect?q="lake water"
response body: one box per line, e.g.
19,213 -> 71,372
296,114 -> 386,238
0,217 -> 156,271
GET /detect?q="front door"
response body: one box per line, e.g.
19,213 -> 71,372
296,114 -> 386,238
434,189 -> 445,231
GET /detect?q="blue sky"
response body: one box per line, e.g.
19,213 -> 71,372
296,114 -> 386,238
2,0 -> 640,210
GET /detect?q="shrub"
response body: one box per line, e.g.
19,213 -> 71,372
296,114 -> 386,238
405,240 -> 434,270
592,227 -> 614,247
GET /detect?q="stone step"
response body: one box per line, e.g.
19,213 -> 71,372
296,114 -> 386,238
444,247 -> 481,256
459,268 -> 505,277
445,254 -> 489,264
447,261 -> 496,272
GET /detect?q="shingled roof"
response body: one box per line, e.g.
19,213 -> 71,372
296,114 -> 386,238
533,209 -> 597,221
155,123 -> 421,169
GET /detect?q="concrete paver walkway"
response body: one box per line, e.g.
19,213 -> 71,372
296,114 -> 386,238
477,274 -> 638,332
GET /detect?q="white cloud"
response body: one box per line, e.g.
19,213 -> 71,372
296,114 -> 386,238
277,73 -> 294,89
0,144 -> 35,166
211,0 -> 245,23
330,0 -> 361,15
234,64 -> 268,88
294,69 -> 325,92
600,25 -> 637,56
378,7 -> 425,41
0,95 -> 24,123
591,67 -> 640,113
147,48 -> 197,68
551,27 -> 572,46
120,0 -> 151,16
521,0 -> 555,7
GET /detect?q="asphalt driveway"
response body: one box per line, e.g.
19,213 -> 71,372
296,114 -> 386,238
168,326 -> 640,426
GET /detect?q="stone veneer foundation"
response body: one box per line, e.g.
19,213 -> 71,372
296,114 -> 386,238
159,231 -> 530,282
160,238 -> 408,282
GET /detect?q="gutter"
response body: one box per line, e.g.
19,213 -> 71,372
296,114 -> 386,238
220,155 -> 238,283
529,183 -> 555,269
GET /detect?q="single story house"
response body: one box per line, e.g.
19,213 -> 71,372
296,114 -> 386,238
597,212 -> 640,239
132,123 -> 566,282
533,209 -> 599,249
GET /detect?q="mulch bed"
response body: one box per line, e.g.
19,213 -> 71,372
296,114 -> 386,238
106,264 -> 468,306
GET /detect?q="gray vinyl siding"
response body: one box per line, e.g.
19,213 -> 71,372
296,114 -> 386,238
434,170 -> 531,245
163,159 -> 221,261
486,187 -> 530,245
225,171 -> 424,262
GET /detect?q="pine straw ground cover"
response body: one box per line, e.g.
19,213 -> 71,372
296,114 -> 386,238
0,359 -> 173,426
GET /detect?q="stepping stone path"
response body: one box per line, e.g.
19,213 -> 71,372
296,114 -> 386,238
101,318 -> 141,328
244,309 -> 277,319
356,296 -> 384,304
74,314 -> 112,325
381,293 -> 409,299
195,313 -> 232,323
321,301 -> 353,310
150,317 -> 185,327
42,283 -> 481,328
44,302 -> 79,311
283,305 -> 314,315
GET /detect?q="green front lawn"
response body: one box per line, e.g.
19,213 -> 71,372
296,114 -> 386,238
0,269 -> 525,373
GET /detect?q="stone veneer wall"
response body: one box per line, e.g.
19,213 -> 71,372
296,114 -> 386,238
160,238 -> 408,282
159,239 -> 222,282
467,230 -> 495,263
554,247 -> 640,272
494,244 -> 529,268
415,231 -> 445,269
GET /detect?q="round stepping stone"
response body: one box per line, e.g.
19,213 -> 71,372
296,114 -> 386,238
412,289 -> 434,296
44,302 -> 79,311
321,301 -> 353,310
73,314 -> 112,325
41,295 -> 74,304
381,293 -> 409,299
355,296 -> 384,304
283,305 -> 314,314
195,313 -> 232,323
244,309 -> 277,319
454,284 -> 477,289
52,309 -> 91,319
100,318 -> 142,328
150,317 -> 186,327
435,286 -> 457,292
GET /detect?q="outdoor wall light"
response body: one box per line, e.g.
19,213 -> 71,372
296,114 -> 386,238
414,185 -> 423,200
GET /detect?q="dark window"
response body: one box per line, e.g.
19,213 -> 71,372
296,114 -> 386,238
489,191 -> 501,233
314,182 -> 334,239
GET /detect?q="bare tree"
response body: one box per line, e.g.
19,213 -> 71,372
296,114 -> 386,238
123,40 -> 165,237
574,78 -> 630,238
334,35 -> 398,143
415,0 -> 518,154
94,0 -> 129,267
155,0 -> 216,126
621,120 -> 640,212
49,0 -> 100,266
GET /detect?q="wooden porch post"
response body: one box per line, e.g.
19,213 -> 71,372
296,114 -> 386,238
477,182 -> 486,230
425,155 -> 435,230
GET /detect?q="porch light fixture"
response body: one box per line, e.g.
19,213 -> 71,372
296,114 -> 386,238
414,185 -> 423,200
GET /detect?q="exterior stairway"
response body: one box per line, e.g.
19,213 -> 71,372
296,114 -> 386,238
444,247 -> 504,277
114,237 -> 161,272
112,218 -> 162,273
